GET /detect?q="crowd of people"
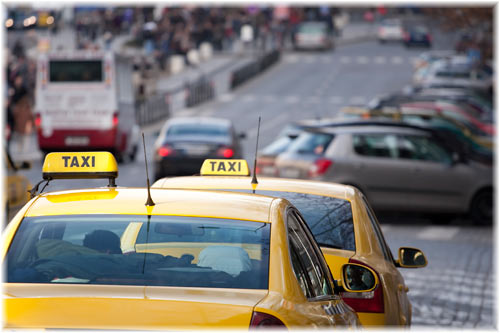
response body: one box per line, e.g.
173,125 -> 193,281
6,41 -> 36,152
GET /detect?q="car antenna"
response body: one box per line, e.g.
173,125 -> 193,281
251,116 -> 261,193
142,133 -> 155,206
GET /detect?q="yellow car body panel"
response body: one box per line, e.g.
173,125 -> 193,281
153,175 -> 415,326
4,187 -> 360,329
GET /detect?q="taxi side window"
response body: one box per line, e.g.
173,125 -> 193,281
287,209 -> 334,300
361,196 -> 395,264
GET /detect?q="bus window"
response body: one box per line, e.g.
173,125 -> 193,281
49,60 -> 103,82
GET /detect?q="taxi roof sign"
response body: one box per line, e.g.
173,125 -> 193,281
42,152 -> 118,182
200,159 -> 250,176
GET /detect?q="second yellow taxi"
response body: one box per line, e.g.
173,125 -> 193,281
153,158 -> 428,327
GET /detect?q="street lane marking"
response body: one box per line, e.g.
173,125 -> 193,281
356,56 -> 369,64
391,56 -> 404,64
285,95 -> 300,103
247,113 -> 290,140
329,96 -> 344,104
416,226 -> 460,240
340,56 -> 351,64
375,56 -> 387,64
349,96 -> 366,104
218,93 -> 234,102
242,94 -> 256,102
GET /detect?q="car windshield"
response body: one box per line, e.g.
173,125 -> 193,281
6,215 -> 270,289
287,131 -> 334,155
261,136 -> 294,155
223,190 -> 355,251
166,124 -> 229,137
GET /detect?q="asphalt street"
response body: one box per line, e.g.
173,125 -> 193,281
10,23 -> 495,329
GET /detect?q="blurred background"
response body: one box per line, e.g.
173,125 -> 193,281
4,3 -> 495,329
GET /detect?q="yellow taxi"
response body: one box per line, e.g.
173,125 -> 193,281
3,152 -> 375,330
5,149 -> 32,224
153,159 -> 428,327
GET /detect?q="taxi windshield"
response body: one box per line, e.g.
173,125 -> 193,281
6,215 -> 270,289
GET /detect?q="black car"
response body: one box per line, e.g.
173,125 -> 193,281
153,117 -> 245,180
404,25 -> 432,48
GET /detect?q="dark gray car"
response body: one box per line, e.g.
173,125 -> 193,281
153,117 -> 245,180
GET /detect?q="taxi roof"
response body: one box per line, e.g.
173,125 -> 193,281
153,176 -> 357,202
25,188 -> 275,223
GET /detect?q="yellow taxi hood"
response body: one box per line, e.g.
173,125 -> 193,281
153,176 -> 357,201
24,188 -> 273,222
5,284 -> 267,330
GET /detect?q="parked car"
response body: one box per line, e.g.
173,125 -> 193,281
340,106 -> 493,165
153,117 -> 245,180
403,25 -> 432,48
294,21 -> 334,50
154,158 -> 428,326
417,58 -> 493,94
412,50 -> 456,70
274,119 -> 493,224
377,18 -> 404,43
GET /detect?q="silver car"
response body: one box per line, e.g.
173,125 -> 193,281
294,21 -> 334,50
274,120 -> 493,224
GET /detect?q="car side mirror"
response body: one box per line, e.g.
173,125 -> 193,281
396,247 -> 427,268
336,263 -> 378,293
239,132 -> 246,139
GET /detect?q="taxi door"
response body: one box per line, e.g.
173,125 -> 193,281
285,210 -> 359,327
362,196 -> 411,326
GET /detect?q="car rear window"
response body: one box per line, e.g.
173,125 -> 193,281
166,124 -> 229,137
287,132 -> 335,155
6,215 -> 270,289
223,190 -> 355,251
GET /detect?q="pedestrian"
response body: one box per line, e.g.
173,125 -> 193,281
11,75 -> 33,155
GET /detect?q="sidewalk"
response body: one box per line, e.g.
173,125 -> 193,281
9,21 -> 378,163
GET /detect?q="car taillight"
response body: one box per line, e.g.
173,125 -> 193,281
217,147 -> 234,158
249,311 -> 286,328
308,158 -> 333,178
35,114 -> 41,128
158,145 -> 174,157
112,113 -> 119,127
427,34 -> 432,42
341,258 -> 384,313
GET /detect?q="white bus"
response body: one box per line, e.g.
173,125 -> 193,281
35,51 -> 139,162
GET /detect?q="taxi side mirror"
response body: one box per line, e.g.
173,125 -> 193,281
336,263 -> 378,293
396,247 -> 427,268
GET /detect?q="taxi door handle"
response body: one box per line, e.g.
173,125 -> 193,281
398,284 -> 409,292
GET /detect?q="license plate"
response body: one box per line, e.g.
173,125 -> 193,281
65,136 -> 90,146
280,168 -> 301,178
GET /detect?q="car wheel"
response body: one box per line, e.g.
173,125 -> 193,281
128,145 -> 138,162
470,189 -> 493,225
429,213 -> 456,225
